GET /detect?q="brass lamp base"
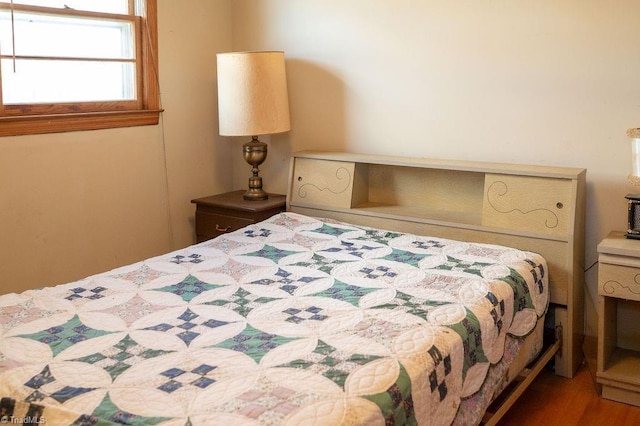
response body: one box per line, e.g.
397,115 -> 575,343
243,136 -> 268,201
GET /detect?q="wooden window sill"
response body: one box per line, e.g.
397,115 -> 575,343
0,109 -> 163,136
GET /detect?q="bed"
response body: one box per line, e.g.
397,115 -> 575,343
0,211 -> 548,425
0,151 -> 586,425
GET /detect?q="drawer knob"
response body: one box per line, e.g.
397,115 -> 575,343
216,224 -> 231,232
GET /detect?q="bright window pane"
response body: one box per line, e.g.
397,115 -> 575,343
2,59 -> 135,103
8,0 -> 129,14
0,11 -> 134,59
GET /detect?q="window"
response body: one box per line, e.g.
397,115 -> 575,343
0,0 -> 160,136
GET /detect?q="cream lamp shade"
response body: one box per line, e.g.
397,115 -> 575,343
216,51 -> 291,201
217,51 -> 291,136
629,128 -> 640,186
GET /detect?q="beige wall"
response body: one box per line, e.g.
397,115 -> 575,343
230,0 -> 640,337
2,1 -> 638,338
0,0 -> 233,293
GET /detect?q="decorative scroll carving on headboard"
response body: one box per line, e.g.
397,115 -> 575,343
486,180 -> 559,229
297,167 -> 352,198
602,277 -> 640,296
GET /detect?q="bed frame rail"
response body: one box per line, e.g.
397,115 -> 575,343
481,327 -> 562,425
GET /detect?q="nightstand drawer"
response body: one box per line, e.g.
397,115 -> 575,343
192,191 -> 286,243
599,262 -> 640,302
195,211 -> 253,239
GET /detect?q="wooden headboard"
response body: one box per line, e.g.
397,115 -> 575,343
286,151 -> 586,378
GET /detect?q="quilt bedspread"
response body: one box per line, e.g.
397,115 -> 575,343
0,212 -> 548,425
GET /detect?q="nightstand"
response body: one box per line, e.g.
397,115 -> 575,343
597,231 -> 640,406
191,190 -> 286,243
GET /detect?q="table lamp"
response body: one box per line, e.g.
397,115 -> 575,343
626,127 -> 640,238
216,51 -> 291,201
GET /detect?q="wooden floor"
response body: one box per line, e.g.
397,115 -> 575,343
497,361 -> 640,425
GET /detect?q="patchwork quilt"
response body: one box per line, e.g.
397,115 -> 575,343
0,212 -> 548,425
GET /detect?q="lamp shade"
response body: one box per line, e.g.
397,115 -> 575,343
629,128 -> 640,186
216,51 -> 291,137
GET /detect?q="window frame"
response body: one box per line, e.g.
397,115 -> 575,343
0,0 -> 160,136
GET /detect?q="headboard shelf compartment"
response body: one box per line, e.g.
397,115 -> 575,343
349,202 -> 484,227
288,150 -> 586,378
